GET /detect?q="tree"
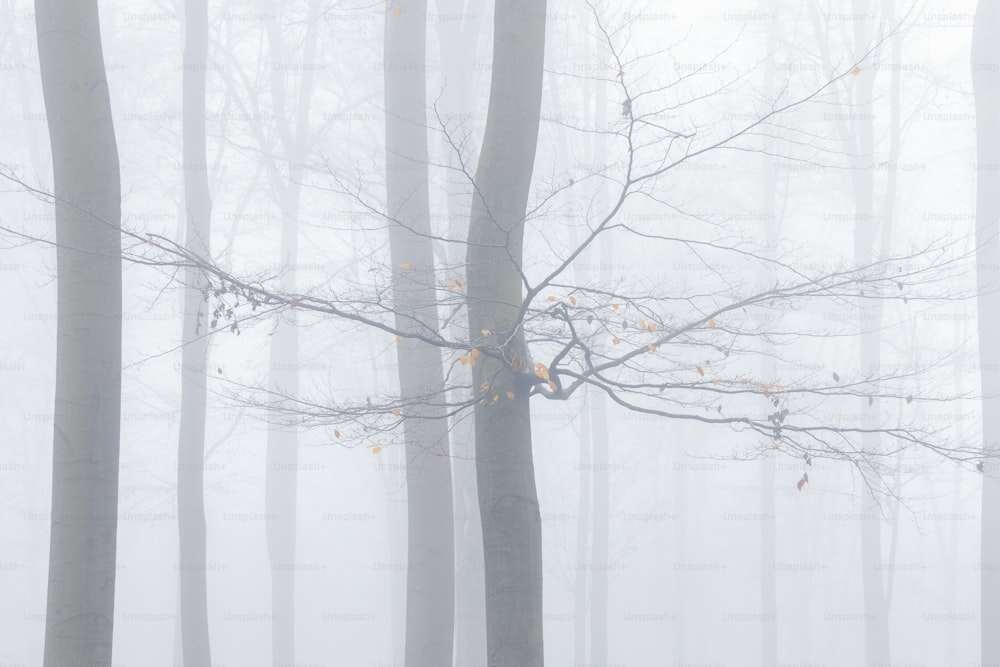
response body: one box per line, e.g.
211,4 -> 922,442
431,2 -> 488,662
35,0 -> 123,664
260,3 -> 322,662
807,4 -> 891,660
972,2 -> 1000,665
177,0 -> 214,663
13,5 -> 978,664
464,0 -> 548,662
384,2 -> 455,665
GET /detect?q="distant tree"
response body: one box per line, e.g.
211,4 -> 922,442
384,1 -> 455,665
972,2 -> 1000,665
177,0 -> 214,663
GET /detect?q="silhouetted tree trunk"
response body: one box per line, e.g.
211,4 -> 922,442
384,2 -> 456,665
177,0 -> 213,664
973,3 -> 1000,665
36,1 -> 122,664
465,0 -> 546,663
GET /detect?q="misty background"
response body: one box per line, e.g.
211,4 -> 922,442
0,0 -> 992,666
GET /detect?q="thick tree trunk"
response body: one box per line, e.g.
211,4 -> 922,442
36,1 -> 123,664
973,3 -> 1000,665
384,2 -> 456,665
465,0 -> 546,664
177,0 -> 213,664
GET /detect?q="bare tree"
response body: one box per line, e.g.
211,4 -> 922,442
4,5 -> 981,665
35,0 -> 122,664
463,0 -> 548,662
384,1 -> 455,665
177,0 -> 214,664
432,3 -> 488,662
260,3 -> 322,662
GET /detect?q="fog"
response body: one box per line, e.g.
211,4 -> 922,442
0,1 -> 993,666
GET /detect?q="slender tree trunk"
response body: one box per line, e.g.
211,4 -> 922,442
466,0 -> 546,663
573,387 -> 592,667
849,5 -> 890,664
433,5 -> 488,662
672,443 -> 688,665
759,15 -> 780,666
36,1 -> 122,664
588,389 -> 610,663
588,76 -> 611,663
177,0 -> 213,664
263,3 -> 320,663
384,2 -> 456,665
549,53 -> 592,666
973,3 -> 1000,665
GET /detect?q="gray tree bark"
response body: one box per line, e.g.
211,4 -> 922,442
177,0 -> 213,663
759,15 -> 780,666
973,3 -> 1000,665
587,73 -> 611,667
465,0 -> 547,663
262,3 -> 321,663
588,389 -> 610,664
849,5 -> 891,663
384,2 -> 456,666
573,387 -> 592,667
432,5 -> 488,663
36,1 -> 123,664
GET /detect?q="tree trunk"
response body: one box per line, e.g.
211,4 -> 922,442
587,65 -> 612,666
849,5 -> 890,664
465,0 -> 547,664
384,2 -> 456,665
573,388 -> 592,667
433,5 -> 488,663
588,389 -> 610,664
36,1 -> 123,664
177,0 -> 213,663
759,14 -> 780,666
263,3 -> 320,663
973,3 -> 1000,664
